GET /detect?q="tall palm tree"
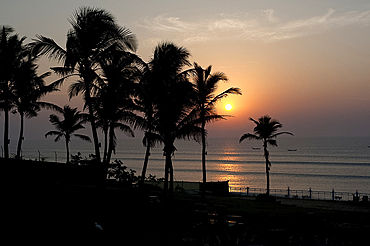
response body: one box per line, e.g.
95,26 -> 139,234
239,115 -> 293,196
12,55 -> 59,159
96,51 -> 142,165
149,42 -> 202,199
0,26 -> 26,159
190,62 -> 241,197
135,64 -> 162,185
30,6 -> 138,162
45,105 -> 91,163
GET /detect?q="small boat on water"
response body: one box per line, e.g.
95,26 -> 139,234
287,149 -> 297,151
252,147 -> 261,150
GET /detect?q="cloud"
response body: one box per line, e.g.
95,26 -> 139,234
261,9 -> 278,22
138,9 -> 370,44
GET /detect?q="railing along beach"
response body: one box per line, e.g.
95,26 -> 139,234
229,186 -> 369,202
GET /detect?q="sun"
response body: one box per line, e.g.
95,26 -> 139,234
225,104 -> 232,111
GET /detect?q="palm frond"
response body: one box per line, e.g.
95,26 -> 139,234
49,114 -> 61,125
29,35 -> 66,62
239,133 -> 260,143
272,131 -> 294,138
51,66 -> 76,77
36,101 -> 61,112
203,114 -> 227,124
116,26 -> 138,52
38,71 -> 52,80
142,132 -> 162,148
115,122 -> 135,137
249,117 -> 259,126
68,81 -> 85,98
210,87 -> 242,105
267,139 -> 278,146
45,131 -> 63,142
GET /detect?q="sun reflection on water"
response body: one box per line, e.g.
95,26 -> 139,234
211,144 -> 247,188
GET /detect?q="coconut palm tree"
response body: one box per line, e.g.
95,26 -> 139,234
0,26 -> 26,159
30,6 -> 138,162
149,42 -> 202,199
134,65 -> 162,185
239,115 -> 293,196
11,55 -> 57,159
45,105 -> 91,163
190,62 -> 241,197
94,51 -> 141,165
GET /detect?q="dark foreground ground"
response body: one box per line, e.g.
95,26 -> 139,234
4,180 -> 370,246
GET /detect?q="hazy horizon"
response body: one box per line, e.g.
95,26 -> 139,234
1,0 -> 370,140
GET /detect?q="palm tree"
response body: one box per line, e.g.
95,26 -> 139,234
190,62 -> 241,197
45,105 -> 91,163
12,55 -> 59,159
239,115 -> 293,196
96,50 -> 142,166
30,6 -> 138,162
135,64 -> 162,185
0,26 -> 26,159
149,42 -> 202,199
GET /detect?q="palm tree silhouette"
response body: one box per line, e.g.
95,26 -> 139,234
0,26 -> 26,159
45,105 -> 91,163
96,51 -> 141,165
148,42 -> 202,199
12,55 -> 58,159
239,115 -> 293,196
30,7 -> 138,162
190,62 -> 241,197
130,60 -> 159,184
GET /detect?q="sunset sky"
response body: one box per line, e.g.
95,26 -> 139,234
1,0 -> 370,140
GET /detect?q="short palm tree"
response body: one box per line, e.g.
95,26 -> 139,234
239,115 -> 293,196
45,105 -> 91,163
191,62 -> 241,197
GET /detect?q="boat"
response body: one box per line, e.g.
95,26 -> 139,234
287,149 -> 297,151
251,147 -> 261,150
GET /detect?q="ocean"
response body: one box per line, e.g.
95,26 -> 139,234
9,136 -> 370,194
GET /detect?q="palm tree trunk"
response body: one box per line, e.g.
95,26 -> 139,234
82,68 -> 101,163
163,140 -> 174,200
263,140 -> 270,196
106,122 -> 115,165
4,103 -> 9,159
140,144 -> 151,184
164,152 -> 170,198
169,160 -> 174,199
16,112 -> 24,159
66,138 -> 70,164
103,127 -> 108,163
201,120 -> 207,199
89,106 -> 101,162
